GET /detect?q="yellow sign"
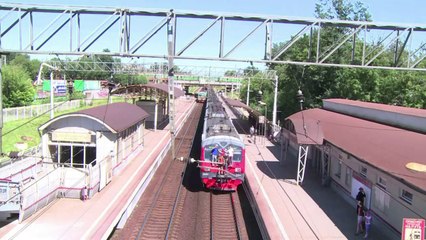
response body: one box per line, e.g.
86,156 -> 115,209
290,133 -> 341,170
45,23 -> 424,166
52,132 -> 92,143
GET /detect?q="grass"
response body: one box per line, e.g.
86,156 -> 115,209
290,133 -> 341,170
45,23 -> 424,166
2,97 -> 124,154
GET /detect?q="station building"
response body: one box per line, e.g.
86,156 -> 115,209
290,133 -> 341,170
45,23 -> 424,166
281,99 -> 426,238
38,102 -> 149,192
1,83 -> 187,222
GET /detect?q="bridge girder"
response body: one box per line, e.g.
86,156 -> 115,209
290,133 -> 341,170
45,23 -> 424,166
1,3 -> 426,70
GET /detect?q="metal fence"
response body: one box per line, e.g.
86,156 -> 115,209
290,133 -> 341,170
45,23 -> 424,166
2,100 -> 83,123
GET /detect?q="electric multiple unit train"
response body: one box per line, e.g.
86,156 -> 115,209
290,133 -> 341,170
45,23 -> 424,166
198,88 -> 245,191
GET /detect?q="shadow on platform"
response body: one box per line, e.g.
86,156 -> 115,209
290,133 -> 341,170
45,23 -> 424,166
255,153 -> 386,240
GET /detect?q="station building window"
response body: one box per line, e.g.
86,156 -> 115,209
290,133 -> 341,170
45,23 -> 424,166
335,161 -> 342,178
401,189 -> 413,204
345,167 -> 351,187
360,166 -> 367,178
49,144 -> 96,168
377,176 -> 387,190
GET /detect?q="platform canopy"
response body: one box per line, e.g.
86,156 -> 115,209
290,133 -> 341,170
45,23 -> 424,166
223,98 -> 261,116
111,83 -> 185,98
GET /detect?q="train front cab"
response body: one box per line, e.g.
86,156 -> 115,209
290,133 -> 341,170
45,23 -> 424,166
200,137 -> 245,191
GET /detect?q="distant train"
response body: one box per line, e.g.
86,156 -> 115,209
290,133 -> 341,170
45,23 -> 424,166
198,88 -> 245,191
195,91 -> 207,103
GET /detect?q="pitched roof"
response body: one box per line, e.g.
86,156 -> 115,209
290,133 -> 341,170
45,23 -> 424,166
77,102 -> 149,133
323,99 -> 426,133
287,108 -> 426,192
224,98 -> 261,115
325,99 -> 426,117
39,102 -> 149,134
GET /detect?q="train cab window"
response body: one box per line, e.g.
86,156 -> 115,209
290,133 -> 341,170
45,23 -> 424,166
229,145 -> 243,162
204,144 -> 242,162
204,144 -> 215,160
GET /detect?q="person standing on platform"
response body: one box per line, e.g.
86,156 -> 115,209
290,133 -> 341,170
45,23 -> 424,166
250,126 -> 255,138
356,187 -> 366,206
356,201 -> 365,235
364,210 -> 372,239
81,186 -> 88,201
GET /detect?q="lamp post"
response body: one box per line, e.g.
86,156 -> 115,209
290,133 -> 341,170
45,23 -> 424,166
296,89 -> 304,111
246,77 -> 251,106
258,100 -> 267,145
272,74 -> 278,126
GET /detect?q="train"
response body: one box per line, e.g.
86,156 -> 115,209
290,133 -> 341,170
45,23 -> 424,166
198,87 -> 245,191
195,90 -> 207,103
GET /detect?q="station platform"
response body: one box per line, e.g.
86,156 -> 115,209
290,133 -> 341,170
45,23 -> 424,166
0,97 -> 196,240
243,134 -> 386,240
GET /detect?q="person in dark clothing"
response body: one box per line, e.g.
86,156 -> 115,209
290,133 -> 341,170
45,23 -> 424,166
356,187 -> 366,206
211,145 -> 219,165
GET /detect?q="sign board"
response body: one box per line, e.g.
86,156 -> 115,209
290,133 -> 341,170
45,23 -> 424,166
56,85 -> 67,94
258,116 -> 265,124
42,79 -> 66,93
402,218 -> 425,240
52,132 -> 92,143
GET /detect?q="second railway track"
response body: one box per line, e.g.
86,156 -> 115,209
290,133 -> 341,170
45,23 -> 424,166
111,103 -> 203,240
111,99 -> 256,240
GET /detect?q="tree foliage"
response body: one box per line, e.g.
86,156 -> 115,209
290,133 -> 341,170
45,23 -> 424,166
9,54 -> 41,82
259,0 -> 426,123
2,65 -> 35,107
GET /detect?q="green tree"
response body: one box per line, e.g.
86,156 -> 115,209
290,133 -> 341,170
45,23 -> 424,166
224,70 -> 237,76
315,0 -> 371,21
2,65 -> 35,107
10,54 -> 41,82
113,73 -> 148,85
268,0 -> 380,122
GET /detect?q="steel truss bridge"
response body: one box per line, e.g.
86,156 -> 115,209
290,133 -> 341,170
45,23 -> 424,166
1,3 -> 426,71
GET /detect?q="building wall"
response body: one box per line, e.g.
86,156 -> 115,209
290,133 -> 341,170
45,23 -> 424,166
327,144 -> 426,236
280,129 -> 426,238
97,131 -> 117,165
40,116 -> 145,169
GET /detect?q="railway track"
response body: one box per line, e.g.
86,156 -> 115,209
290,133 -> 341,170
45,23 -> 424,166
111,103 -> 203,240
210,192 -> 243,240
111,100 -> 255,240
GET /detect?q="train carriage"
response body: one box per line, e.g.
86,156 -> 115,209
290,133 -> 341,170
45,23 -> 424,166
198,88 -> 245,191
196,91 -> 207,103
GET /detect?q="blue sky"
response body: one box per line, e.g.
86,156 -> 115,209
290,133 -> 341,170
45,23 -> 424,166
3,0 -> 426,70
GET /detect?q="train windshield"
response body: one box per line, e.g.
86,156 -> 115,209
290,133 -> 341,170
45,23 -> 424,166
204,144 -> 243,162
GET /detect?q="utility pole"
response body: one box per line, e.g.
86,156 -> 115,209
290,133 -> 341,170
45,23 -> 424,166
246,78 -> 251,106
37,63 -> 59,119
167,10 -> 176,160
272,74 -> 278,126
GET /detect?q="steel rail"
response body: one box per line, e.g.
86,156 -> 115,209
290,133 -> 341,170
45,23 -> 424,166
230,192 -> 242,240
164,107 -> 202,239
135,104 -> 201,239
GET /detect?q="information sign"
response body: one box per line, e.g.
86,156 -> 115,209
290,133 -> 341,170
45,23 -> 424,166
402,218 -> 425,240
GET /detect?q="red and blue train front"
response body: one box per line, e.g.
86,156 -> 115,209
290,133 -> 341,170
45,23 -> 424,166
199,146 -> 245,191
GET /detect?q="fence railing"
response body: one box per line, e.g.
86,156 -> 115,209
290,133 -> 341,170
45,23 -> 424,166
2,100 -> 83,123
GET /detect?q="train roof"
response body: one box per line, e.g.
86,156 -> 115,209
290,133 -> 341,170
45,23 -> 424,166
203,89 -> 240,139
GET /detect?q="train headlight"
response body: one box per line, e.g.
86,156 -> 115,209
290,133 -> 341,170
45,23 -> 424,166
235,168 -> 241,173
